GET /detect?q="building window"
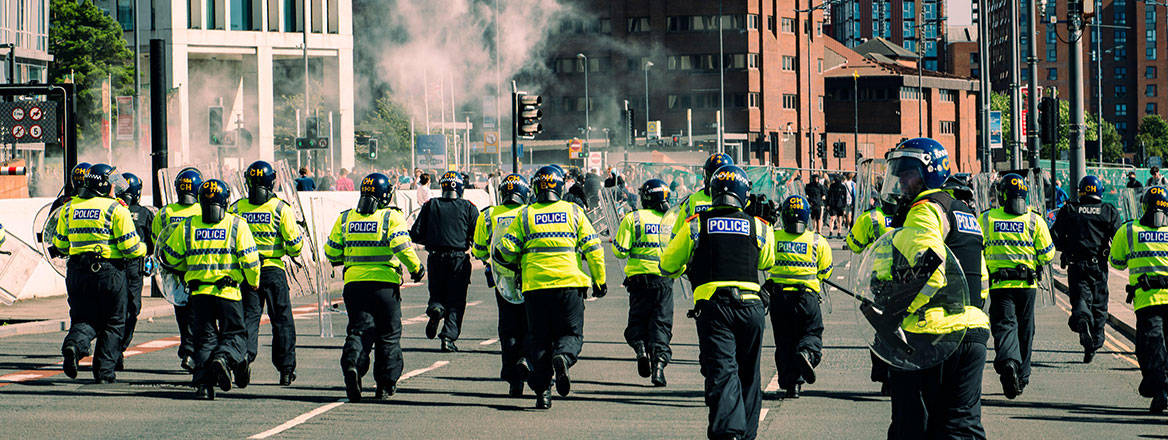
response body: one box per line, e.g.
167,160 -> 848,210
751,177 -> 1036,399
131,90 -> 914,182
1148,84 -> 1158,97
768,15 -> 776,32
1148,66 -> 1158,78
1116,46 -> 1127,60
627,17 -> 650,33
1151,47 -> 1159,60
1149,103 -> 1158,114
940,120 -> 956,134
904,1 -> 915,18
1047,68 -> 1058,80
1116,85 -> 1128,97
818,58 -> 823,73
748,92 -> 760,108
117,0 -> 133,30
782,17 -> 795,33
969,53 -> 978,64
1116,67 -> 1128,79
782,94 -> 797,109
231,0 -> 255,30
1116,103 -> 1129,116
1118,121 -> 1128,132
725,53 -> 747,69
940,89 -> 957,102
747,14 -> 759,30
748,53 -> 760,68
782,55 -> 796,70
971,68 -> 979,77
1047,48 -> 1057,62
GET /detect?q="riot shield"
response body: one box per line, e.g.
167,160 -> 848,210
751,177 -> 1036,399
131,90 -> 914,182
659,198 -> 694,300
33,203 -> 67,278
490,212 -> 524,304
0,233 -> 42,304
274,161 -> 332,336
851,159 -> 886,222
852,229 -> 969,371
307,194 -> 351,338
151,221 -> 189,306
1117,187 -> 1142,223
972,172 -> 997,213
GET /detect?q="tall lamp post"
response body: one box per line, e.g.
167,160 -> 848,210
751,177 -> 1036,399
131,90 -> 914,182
795,0 -> 839,170
577,53 -> 590,158
644,60 -> 654,148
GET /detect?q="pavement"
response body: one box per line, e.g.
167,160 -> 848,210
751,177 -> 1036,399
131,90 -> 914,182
1,241 -> 1165,438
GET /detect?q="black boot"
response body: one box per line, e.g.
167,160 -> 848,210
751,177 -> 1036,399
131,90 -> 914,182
552,354 -> 572,397
180,355 -> 194,373
1080,326 -> 1095,363
233,362 -> 251,389
343,366 -> 362,403
784,384 -> 801,399
1152,392 -> 1168,414
211,357 -> 233,392
1000,361 -> 1022,400
279,370 -> 296,386
798,350 -> 817,385
633,342 -> 651,378
509,361 -> 531,397
62,346 -> 78,379
440,338 -> 459,352
535,389 -> 552,409
375,381 -> 397,400
651,362 -> 667,387
425,306 -> 444,340
194,384 -> 215,400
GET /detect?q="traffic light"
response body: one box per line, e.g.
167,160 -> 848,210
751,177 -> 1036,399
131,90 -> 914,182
306,116 -> 319,139
816,140 -> 826,158
1039,97 -> 1061,146
368,138 -> 379,160
833,141 -> 847,158
517,94 -> 542,139
209,106 -> 223,145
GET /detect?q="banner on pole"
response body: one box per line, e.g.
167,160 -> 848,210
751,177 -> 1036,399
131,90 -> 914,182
101,78 -> 111,150
116,96 -> 133,140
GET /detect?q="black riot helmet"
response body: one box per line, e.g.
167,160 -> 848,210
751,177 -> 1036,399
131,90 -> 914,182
998,173 -> 1029,215
245,160 -> 277,205
175,168 -> 204,205
118,172 -> 143,206
703,153 -> 734,189
1141,186 -> 1168,228
639,179 -> 671,213
198,179 -> 232,223
439,171 -> 464,199
1078,175 -> 1104,202
708,165 -> 751,209
81,163 -> 119,199
70,162 -> 91,195
356,173 -> 394,215
532,166 -> 566,203
498,174 -> 530,206
781,195 -> 811,234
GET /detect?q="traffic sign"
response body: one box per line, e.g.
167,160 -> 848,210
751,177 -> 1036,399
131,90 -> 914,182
0,102 -> 57,144
568,138 -> 583,159
12,125 -> 25,139
11,108 -> 23,121
29,125 -> 41,139
29,106 -> 42,121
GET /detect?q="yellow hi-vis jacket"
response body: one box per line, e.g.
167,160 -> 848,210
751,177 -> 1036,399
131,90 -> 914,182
152,202 -> 201,242
1110,221 -> 1168,311
979,207 -> 1055,289
670,189 -> 712,238
612,209 -> 667,277
159,214 -> 260,301
229,198 -> 304,269
472,204 -> 523,261
325,207 -> 422,285
494,200 -> 606,292
53,196 -> 146,259
846,208 -> 891,253
768,229 -> 833,293
659,210 -> 776,304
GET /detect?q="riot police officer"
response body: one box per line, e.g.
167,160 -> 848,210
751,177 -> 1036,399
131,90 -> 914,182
159,179 -> 260,400
472,173 -> 531,396
612,179 -> 674,386
230,161 -> 304,386
765,195 -> 832,399
845,196 -> 896,393
153,167 -> 204,371
980,173 -> 1054,399
412,171 -> 479,352
50,162 -> 91,211
1108,186 -> 1168,414
880,138 -> 989,439
52,163 -> 147,383
114,172 -> 153,370
325,173 -> 425,402
493,165 -> 607,410
1053,176 -> 1122,363
670,153 -> 734,237
660,165 -> 775,440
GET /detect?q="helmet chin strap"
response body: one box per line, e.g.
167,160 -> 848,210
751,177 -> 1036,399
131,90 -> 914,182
441,190 -> 460,199
536,191 -> 560,203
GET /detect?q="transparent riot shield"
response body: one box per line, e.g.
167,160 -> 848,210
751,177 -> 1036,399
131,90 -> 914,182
157,163 -> 241,206
972,172 -> 998,213
1117,187 -> 1142,223
0,233 -> 42,304
33,203 -> 67,278
152,221 -> 190,306
274,161 -> 332,337
490,211 -> 523,304
851,158 -> 886,222
852,229 -> 969,371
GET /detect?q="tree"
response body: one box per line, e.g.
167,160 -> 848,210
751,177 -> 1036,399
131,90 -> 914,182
1138,114 -> 1168,160
48,0 -> 135,143
989,92 -> 1118,161
356,96 -> 413,168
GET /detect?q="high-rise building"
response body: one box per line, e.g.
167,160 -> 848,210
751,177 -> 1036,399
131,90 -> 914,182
826,0 -> 947,71
0,0 -> 52,83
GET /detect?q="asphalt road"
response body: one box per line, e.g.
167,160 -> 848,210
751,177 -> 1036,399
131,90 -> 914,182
1,241 -> 1164,438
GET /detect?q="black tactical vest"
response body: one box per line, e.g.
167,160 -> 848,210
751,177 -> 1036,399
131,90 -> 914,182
686,209 -> 761,288
894,190 -> 985,308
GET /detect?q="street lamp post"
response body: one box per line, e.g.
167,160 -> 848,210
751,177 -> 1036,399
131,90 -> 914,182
577,53 -> 590,158
795,0 -> 839,171
644,60 -> 653,148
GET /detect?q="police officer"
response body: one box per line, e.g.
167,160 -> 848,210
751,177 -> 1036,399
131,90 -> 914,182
670,153 -> 734,237
326,173 -> 425,402
153,167 -> 204,371
846,195 -> 896,394
881,138 -> 990,439
765,195 -> 832,399
50,162 -> 91,211
1053,176 -> 1122,363
660,165 -> 775,440
114,172 -> 153,370
1109,186 -> 1168,414
493,165 -> 606,410
412,170 -> 479,352
51,164 -> 147,383
159,179 -> 260,400
471,173 -> 531,396
980,173 -> 1054,399
612,179 -> 674,386
230,161 -> 304,386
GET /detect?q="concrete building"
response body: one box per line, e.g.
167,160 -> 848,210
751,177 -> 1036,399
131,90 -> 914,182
826,0 -> 947,71
96,0 -> 354,170
0,0 -> 52,83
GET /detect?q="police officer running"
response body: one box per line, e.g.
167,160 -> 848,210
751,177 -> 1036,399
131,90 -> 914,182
1108,185 -> 1168,414
412,171 -> 479,352
153,168 -> 204,371
493,165 -> 607,410
114,172 -> 154,370
765,195 -> 832,399
1053,176 -> 1121,363
472,173 -> 531,396
671,153 -> 734,237
612,179 -> 674,386
880,138 -> 990,439
230,161 -> 304,386
660,165 -> 775,440
980,173 -> 1054,399
52,164 -> 146,383
325,173 -> 425,402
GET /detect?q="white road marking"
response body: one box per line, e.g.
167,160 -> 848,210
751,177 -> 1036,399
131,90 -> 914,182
1052,293 -> 1138,367
248,361 -> 450,439
0,373 -> 44,382
402,314 -> 429,325
763,374 -> 780,393
586,297 -> 598,302
137,340 -> 180,349
479,338 -> 499,346
759,408 -> 771,422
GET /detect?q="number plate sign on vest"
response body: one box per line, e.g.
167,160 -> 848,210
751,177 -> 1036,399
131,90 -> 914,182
195,229 -> 227,241
954,211 -> 982,235
993,220 -> 1025,234
534,212 -> 568,225
777,241 -> 809,254
242,212 -> 272,225
73,209 -> 101,220
708,217 -> 750,235
1137,231 -> 1168,243
348,221 -> 378,234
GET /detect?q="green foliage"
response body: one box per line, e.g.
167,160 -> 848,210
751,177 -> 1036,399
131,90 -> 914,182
356,96 -> 413,168
48,0 -> 135,143
1137,114 -> 1168,159
989,92 -> 1120,162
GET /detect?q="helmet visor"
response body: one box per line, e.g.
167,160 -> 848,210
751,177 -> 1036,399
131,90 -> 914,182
108,169 -> 130,197
880,152 -> 927,204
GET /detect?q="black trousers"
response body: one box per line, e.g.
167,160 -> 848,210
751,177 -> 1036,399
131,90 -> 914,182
174,304 -> 196,359
766,284 -> 824,389
242,266 -> 296,371
1067,260 -> 1109,351
888,339 -> 987,440
624,274 -> 674,363
426,252 -> 471,341
524,287 -> 585,393
63,259 -> 127,381
695,294 -> 766,440
189,293 -> 246,385
341,281 -> 403,386
1136,305 -> 1168,399
495,291 -> 529,382
989,287 -> 1036,385
120,260 -> 143,353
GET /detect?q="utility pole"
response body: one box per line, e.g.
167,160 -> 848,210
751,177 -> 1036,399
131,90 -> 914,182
132,0 -> 142,158
1009,0 -> 1023,168
1026,0 -> 1041,169
1068,0 -> 1087,200
978,0 -> 992,172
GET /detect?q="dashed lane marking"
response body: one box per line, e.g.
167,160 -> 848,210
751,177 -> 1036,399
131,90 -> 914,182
763,374 -> 780,393
1052,293 -> 1139,368
479,338 -> 499,346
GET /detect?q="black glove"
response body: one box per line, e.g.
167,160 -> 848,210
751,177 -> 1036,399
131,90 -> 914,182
48,246 -> 66,259
592,283 -> 607,298
410,266 -> 427,283
484,265 -> 496,288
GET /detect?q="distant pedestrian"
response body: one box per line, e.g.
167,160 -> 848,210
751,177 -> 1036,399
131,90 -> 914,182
416,173 -> 433,205
1148,167 -> 1168,187
804,174 -> 825,233
336,169 -> 355,191
295,168 -> 316,192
